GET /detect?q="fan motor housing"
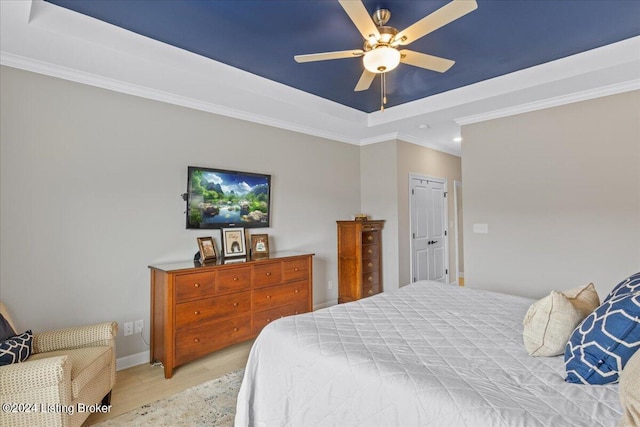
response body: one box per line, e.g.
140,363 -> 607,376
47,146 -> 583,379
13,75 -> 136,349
364,26 -> 398,51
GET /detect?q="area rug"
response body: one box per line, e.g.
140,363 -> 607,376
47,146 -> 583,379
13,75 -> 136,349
93,369 -> 244,426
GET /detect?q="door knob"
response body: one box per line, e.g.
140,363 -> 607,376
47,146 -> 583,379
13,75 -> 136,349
428,240 -> 438,245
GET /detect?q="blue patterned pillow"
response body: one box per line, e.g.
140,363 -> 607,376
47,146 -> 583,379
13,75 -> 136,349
0,330 -> 33,366
565,293 -> 640,384
603,272 -> 640,303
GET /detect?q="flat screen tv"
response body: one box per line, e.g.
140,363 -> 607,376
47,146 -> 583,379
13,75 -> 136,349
186,166 -> 271,229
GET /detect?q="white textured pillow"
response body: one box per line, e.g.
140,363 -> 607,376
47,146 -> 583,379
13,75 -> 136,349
523,283 -> 600,356
619,349 -> 640,427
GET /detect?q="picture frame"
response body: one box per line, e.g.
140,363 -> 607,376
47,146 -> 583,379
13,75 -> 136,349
222,227 -> 246,257
197,236 -> 217,263
250,234 -> 269,258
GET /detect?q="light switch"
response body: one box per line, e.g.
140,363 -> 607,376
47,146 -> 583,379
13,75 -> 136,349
473,223 -> 489,234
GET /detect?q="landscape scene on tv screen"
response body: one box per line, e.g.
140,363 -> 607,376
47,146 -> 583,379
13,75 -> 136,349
187,167 -> 270,229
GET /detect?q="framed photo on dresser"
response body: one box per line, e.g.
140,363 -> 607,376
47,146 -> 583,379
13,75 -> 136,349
197,236 -> 217,263
250,234 -> 269,258
222,227 -> 246,257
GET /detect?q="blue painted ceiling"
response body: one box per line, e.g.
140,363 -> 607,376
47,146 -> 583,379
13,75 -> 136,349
45,0 -> 640,113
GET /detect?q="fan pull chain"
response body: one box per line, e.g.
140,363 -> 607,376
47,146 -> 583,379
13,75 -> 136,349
380,72 -> 388,112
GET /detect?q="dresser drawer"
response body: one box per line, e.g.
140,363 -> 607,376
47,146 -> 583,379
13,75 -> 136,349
362,230 -> 380,245
175,314 -> 251,364
252,301 -> 309,335
175,291 -> 251,331
362,258 -> 378,274
282,258 -> 309,282
362,282 -> 381,298
361,271 -> 379,293
253,280 -> 309,311
253,262 -> 282,288
175,271 -> 216,302
216,266 -> 251,294
362,244 -> 379,260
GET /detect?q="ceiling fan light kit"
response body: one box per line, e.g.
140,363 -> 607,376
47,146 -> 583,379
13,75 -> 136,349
294,0 -> 478,111
363,47 -> 400,73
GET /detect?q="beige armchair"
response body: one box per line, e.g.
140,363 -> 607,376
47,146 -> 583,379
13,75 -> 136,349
0,301 -> 117,427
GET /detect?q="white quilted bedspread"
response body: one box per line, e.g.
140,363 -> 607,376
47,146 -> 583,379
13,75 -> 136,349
235,281 -> 621,427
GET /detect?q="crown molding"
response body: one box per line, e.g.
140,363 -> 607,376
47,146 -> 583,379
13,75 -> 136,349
0,51 -> 366,146
2,0 -> 638,157
396,134 -> 461,157
456,79 -> 640,126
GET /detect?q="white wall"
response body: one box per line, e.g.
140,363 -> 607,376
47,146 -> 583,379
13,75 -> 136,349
462,91 -> 640,299
0,66 -> 361,358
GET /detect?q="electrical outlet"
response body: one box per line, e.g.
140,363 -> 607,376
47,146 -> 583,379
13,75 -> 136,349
134,319 -> 144,334
123,322 -> 133,336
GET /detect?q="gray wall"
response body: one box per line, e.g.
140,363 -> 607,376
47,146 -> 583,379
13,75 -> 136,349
462,91 -> 640,299
0,66 -> 361,358
360,140 -> 400,293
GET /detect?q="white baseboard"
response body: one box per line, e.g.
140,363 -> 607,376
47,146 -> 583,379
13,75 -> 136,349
116,350 -> 149,371
314,300 -> 336,311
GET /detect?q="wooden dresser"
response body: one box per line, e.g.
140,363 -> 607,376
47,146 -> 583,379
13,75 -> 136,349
337,220 -> 384,303
149,251 -> 313,378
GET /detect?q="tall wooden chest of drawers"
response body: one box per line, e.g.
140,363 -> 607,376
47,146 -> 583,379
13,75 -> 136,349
337,220 -> 384,303
149,251 -> 313,378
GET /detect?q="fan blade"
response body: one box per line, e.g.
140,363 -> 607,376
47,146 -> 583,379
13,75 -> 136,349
400,50 -> 455,73
394,0 -> 477,46
338,0 -> 380,41
354,69 -> 376,91
294,49 -> 363,63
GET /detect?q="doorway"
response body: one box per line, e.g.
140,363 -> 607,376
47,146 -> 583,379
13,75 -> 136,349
409,174 -> 448,284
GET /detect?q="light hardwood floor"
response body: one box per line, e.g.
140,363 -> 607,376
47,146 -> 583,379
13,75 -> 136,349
86,340 -> 254,425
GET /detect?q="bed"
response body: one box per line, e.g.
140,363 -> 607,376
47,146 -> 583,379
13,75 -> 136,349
235,281 -> 622,426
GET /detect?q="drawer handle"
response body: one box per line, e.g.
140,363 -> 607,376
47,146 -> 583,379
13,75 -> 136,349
368,289 -> 373,295
294,289 -> 299,294
194,338 -> 200,343
266,318 -> 271,323
368,276 -> 373,282
233,302 -> 239,307
265,272 -> 272,277
266,295 -> 271,299
233,327 -> 239,332
233,277 -> 238,281
295,310 -> 300,314
194,310 -> 200,315
294,267 -> 299,272
194,283 -> 200,288
368,262 -> 373,268
368,235 -> 373,241
368,249 -> 373,254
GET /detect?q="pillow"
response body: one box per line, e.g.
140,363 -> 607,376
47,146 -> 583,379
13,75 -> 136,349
0,314 -> 16,341
0,330 -> 33,366
604,272 -> 640,303
619,348 -> 640,427
523,283 -> 600,356
565,292 -> 640,384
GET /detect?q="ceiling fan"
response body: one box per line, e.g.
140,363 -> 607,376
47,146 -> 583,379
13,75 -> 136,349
294,0 -> 478,110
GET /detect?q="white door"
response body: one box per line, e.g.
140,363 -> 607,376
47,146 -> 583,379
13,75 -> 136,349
410,176 -> 448,284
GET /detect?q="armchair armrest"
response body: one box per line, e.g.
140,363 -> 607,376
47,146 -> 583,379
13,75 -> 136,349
33,322 -> 117,354
0,355 -> 70,397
